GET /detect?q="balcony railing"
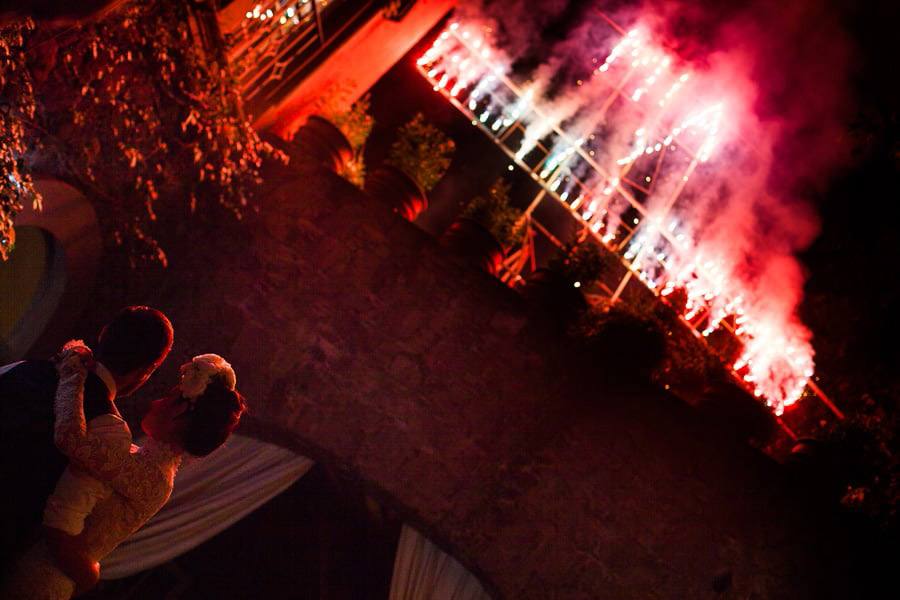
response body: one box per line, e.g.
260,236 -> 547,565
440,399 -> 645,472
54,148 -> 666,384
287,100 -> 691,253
220,0 -> 378,116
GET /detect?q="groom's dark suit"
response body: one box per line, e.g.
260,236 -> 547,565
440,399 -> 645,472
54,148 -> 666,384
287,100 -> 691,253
0,360 -> 115,569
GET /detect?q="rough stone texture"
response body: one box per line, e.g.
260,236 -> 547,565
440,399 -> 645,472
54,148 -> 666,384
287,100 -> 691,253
69,164 -> 848,599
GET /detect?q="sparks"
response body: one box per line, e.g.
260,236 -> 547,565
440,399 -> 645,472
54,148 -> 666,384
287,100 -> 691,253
415,19 -> 818,415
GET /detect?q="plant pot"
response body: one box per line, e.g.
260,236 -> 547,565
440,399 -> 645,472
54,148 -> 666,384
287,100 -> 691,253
364,165 -> 427,221
292,116 -> 353,172
440,217 -> 505,276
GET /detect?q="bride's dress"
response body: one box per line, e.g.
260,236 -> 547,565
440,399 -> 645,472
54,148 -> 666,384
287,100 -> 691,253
2,363 -> 181,599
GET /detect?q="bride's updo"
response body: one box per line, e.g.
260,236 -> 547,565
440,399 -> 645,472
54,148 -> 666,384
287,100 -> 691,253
175,354 -> 246,457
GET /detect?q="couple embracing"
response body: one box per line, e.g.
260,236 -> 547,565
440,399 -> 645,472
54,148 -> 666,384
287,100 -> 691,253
0,306 -> 246,599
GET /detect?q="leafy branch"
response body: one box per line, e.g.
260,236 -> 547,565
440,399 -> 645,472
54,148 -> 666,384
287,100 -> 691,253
0,18 -> 40,260
4,1 -> 283,266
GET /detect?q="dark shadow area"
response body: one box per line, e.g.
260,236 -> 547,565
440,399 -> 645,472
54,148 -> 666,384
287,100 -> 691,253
83,465 -> 400,600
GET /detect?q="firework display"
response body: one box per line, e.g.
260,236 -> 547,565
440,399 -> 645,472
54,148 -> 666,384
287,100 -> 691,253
417,20 -> 824,416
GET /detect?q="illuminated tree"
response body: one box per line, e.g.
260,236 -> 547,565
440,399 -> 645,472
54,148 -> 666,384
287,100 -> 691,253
0,19 -> 39,261
4,0 -> 282,265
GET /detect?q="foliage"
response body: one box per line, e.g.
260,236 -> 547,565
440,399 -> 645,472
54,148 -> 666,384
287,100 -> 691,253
614,287 -> 739,399
331,93 -> 374,151
312,81 -> 353,130
822,397 -> 898,530
337,155 -> 366,189
461,178 -> 524,248
17,0 -> 281,266
654,305 -> 723,390
313,83 -> 374,189
571,304 -> 667,383
336,95 -> 374,189
0,19 -> 40,261
547,239 -> 606,287
387,112 -> 454,193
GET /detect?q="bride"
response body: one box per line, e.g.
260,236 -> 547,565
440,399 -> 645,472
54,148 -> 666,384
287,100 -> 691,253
2,343 -> 246,599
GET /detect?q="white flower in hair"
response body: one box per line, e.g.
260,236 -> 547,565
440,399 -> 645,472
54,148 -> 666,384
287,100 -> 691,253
179,353 -> 237,400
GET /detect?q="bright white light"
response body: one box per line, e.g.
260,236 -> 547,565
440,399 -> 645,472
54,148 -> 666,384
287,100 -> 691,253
414,20 -> 817,415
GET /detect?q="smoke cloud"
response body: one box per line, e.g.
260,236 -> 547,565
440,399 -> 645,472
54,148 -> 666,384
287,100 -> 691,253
427,0 -> 853,410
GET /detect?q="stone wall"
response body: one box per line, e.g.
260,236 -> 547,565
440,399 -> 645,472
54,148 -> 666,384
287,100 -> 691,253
66,163 -> 848,599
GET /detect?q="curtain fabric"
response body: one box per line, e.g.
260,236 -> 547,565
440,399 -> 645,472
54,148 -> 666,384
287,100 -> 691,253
100,434 -> 313,579
389,525 -> 491,600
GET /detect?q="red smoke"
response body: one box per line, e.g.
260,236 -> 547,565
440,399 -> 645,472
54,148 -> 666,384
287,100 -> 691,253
640,0 -> 855,198
450,0 -> 857,410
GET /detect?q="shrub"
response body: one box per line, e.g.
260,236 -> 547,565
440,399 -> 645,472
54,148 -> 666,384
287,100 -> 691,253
656,312 -> 722,390
461,178 -> 524,248
386,112 -> 455,193
0,19 -> 39,261
821,400 -> 898,529
572,306 -> 668,384
337,155 -> 366,189
5,2 -> 282,266
331,94 -> 374,151
548,240 -> 606,287
313,84 -> 374,189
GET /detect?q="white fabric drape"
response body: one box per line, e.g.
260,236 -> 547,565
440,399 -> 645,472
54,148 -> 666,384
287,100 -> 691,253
389,525 -> 491,600
100,434 -> 313,579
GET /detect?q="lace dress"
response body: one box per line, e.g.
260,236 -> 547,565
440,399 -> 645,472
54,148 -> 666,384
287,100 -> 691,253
43,413 -> 132,536
1,357 -> 181,600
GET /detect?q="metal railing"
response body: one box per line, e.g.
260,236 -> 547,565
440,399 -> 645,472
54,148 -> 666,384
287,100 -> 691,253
221,0 -> 377,115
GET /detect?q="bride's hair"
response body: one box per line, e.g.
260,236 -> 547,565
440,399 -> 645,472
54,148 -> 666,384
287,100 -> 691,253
175,377 -> 246,456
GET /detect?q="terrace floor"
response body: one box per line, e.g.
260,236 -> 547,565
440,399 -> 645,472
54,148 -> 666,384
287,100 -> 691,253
60,151 -> 853,598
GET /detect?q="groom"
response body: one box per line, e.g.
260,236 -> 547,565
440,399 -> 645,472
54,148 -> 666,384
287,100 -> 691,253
0,306 -> 174,570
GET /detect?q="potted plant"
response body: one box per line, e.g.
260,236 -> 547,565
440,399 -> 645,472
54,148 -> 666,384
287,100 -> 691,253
440,178 -> 523,276
548,240 -> 606,287
291,115 -> 353,173
273,92 -> 374,181
366,113 -> 455,221
571,305 -> 668,387
330,94 -> 374,188
282,80 -> 371,175
522,240 -> 607,321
